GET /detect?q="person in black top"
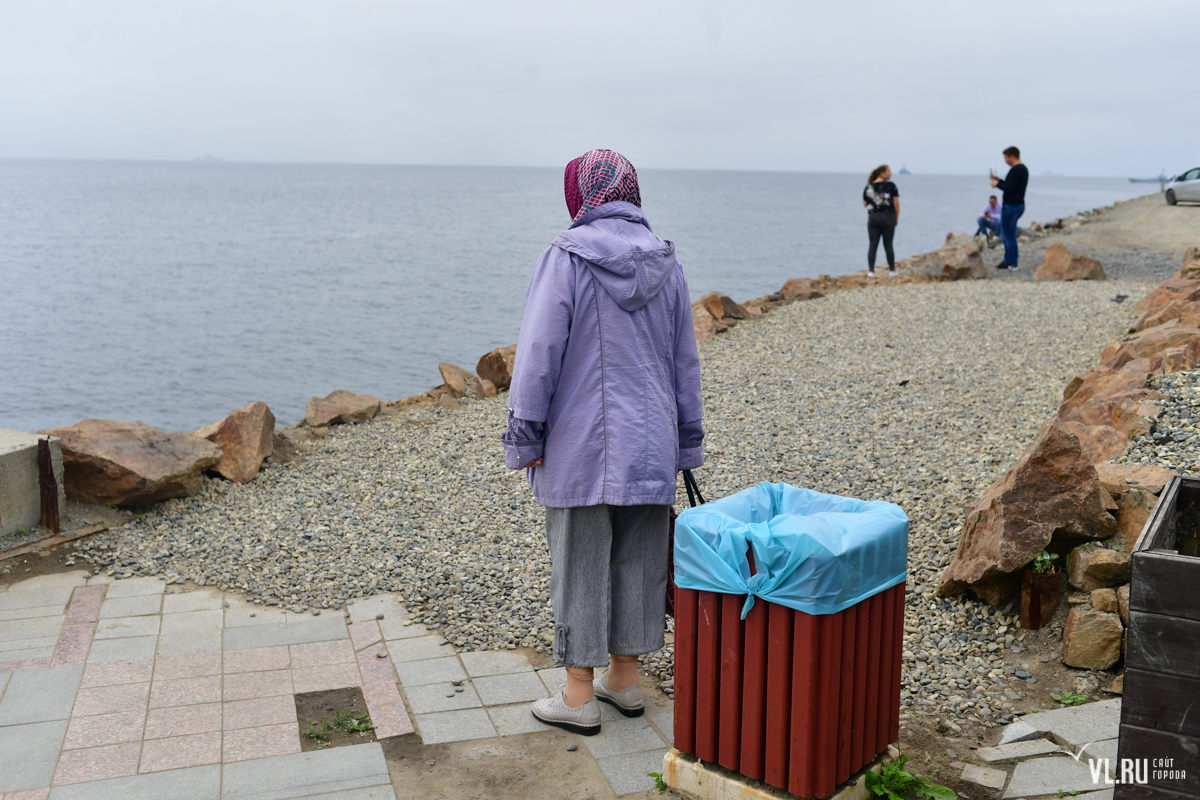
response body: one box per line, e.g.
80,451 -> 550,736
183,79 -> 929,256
990,147 -> 1028,271
863,164 -> 900,277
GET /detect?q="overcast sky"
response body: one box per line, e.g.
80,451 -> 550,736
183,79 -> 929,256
1,1 -> 1196,177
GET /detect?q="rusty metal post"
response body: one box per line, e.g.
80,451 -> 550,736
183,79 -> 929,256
38,438 -> 61,533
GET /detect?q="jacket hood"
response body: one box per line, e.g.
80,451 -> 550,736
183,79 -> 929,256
551,201 -> 677,312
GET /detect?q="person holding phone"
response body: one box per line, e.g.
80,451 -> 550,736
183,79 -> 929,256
990,147 -> 1028,270
863,164 -> 900,277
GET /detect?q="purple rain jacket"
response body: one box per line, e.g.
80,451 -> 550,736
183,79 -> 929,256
501,201 -> 705,508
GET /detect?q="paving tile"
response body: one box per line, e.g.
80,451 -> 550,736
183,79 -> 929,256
144,702 -> 222,739
348,620 -> 381,651
537,666 -> 567,694
978,739 -> 1064,761
0,587 -> 73,612
473,671 -> 548,706
86,636 -> 157,664
159,609 -> 223,636
221,741 -> 391,799
8,572 -> 90,591
50,624 -> 93,667
460,650 -> 534,678
222,605 -> 287,628
347,595 -> 408,623
149,675 -> 221,708
0,639 -> 57,656
156,630 -> 222,657
139,731 -> 221,773
72,681 -> 149,717
223,695 -> 298,730
0,669 -> 10,697
356,643 -> 412,739
6,787 -> 51,799
583,716 -> 668,759
1083,739 -> 1118,764
962,764 -> 1008,790
95,615 -> 161,640
63,710 -> 145,749
596,748 -> 670,796
377,616 -> 425,641
0,720 -> 67,793
222,616 -> 348,651
52,741 -> 141,786
81,657 -> 155,688
0,665 -> 84,725
647,709 -> 674,744
292,663 -> 361,694
392,656 -> 466,687
222,722 -> 302,763
415,708 -> 496,744
64,584 -> 105,625
223,669 -> 293,701
403,682 -> 482,714
161,589 -> 224,614
0,655 -> 52,671
293,789 -> 398,800
0,616 -> 65,642
1003,757 -> 1101,798
1023,699 -> 1122,748
487,702 -> 555,736
0,605 -> 65,622
154,651 -> 222,680
383,635 -> 449,663
102,578 -> 165,598
98,595 -> 161,619
46,764 -> 220,800
223,646 -> 290,674
290,639 -> 355,668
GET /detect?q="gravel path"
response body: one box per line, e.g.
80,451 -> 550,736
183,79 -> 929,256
1115,368 -> 1200,475
69,277 -> 1148,720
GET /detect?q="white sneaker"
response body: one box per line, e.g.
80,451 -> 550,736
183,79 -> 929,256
593,671 -> 645,717
531,688 -> 601,736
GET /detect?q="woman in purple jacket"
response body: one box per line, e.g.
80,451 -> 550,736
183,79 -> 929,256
502,149 -> 705,735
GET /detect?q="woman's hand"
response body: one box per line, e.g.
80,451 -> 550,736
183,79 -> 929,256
527,458 -> 543,468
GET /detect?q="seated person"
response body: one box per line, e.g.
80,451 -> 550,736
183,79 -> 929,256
976,195 -> 1001,240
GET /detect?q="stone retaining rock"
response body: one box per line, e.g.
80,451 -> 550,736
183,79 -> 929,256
1094,462 -> 1176,496
1034,244 -> 1107,281
1117,585 -> 1130,626
920,240 -> 987,281
779,278 -> 824,301
1132,278 -> 1200,318
1091,587 -> 1118,612
1111,486 -> 1158,549
1063,421 -> 1131,465
1100,320 -> 1200,374
38,419 -> 222,506
305,390 -> 381,427
937,418 -> 1116,605
1171,247 -> 1200,280
1062,607 -> 1123,669
193,401 -> 275,483
438,363 -> 485,400
476,345 -> 517,392
1068,546 -> 1131,592
699,292 -> 750,320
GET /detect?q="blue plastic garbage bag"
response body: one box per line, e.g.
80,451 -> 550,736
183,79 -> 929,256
673,482 -> 908,618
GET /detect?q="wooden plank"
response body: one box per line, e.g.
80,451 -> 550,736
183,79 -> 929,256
1127,611 -> 1200,680
1116,724 -> 1200,794
1131,551 -> 1200,622
835,605 -> 855,785
37,439 -> 61,533
695,591 -> 722,762
673,588 -> 698,755
814,610 -> 843,800
1135,476 -> 1181,553
764,602 -> 794,790
789,610 -> 821,799
718,592 -> 744,772
1121,668 -> 1200,738
0,523 -> 107,563
740,599 -> 769,781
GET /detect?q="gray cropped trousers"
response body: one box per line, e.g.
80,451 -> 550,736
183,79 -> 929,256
544,504 -> 670,668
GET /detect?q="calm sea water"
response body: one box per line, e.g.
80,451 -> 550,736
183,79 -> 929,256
0,160 -> 1150,434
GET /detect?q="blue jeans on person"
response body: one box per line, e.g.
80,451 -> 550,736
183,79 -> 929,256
1000,204 -> 1024,266
976,217 -> 1000,237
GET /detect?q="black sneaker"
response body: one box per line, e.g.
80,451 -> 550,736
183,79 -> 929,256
995,261 -> 1009,270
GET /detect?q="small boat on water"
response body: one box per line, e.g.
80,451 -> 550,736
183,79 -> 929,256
1129,170 -> 1168,183
898,165 -> 911,175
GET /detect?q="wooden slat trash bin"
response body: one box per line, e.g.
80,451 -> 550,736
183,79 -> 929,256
1116,474 -> 1200,800
671,483 -> 908,799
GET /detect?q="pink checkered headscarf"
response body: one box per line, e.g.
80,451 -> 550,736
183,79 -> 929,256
563,150 -> 642,222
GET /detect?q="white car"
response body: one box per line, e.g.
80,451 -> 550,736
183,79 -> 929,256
1166,167 -> 1200,205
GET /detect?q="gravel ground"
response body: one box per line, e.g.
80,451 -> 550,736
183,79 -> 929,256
1115,367 -> 1200,475
67,277 -> 1148,720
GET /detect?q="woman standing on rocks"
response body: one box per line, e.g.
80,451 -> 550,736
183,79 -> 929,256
863,164 -> 901,277
502,149 -> 705,736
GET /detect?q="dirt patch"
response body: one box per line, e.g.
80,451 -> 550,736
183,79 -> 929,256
295,687 -> 379,751
0,499 -> 130,575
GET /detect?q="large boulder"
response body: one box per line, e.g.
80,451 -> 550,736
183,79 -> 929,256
699,292 -> 750,320
438,363 -> 485,399
1034,244 -> 1106,281
38,419 -> 222,506
476,345 -> 517,392
1099,320 -> 1200,373
1094,462 -> 1176,497
1131,279 -> 1200,318
937,418 -> 1117,605
1068,545 -> 1131,592
1171,247 -> 1200,280
1062,422 -> 1131,465
1062,607 -> 1123,670
921,240 -> 987,281
305,390 -> 380,427
1058,359 -> 1158,439
779,278 -> 824,301
193,401 -> 275,483
1131,298 -> 1200,333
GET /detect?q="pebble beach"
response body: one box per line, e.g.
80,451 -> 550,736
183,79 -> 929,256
65,272 -> 1157,719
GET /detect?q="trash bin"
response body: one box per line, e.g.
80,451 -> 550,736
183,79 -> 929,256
672,482 -> 908,799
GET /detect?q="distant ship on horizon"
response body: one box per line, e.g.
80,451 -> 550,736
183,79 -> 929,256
898,165 -> 911,175
1129,169 -> 1169,183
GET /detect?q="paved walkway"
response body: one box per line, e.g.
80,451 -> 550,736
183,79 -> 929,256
0,571 -> 670,798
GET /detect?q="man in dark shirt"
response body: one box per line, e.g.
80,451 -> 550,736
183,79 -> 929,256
990,146 -> 1028,270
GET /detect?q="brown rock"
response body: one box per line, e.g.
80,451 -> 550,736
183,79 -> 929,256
1157,344 -> 1197,375
693,305 -> 717,341
780,278 -> 825,301
921,241 -> 987,281
269,432 -> 300,464
1100,320 -> 1200,372
1063,422 -> 1131,464
438,363 -> 484,400
1058,359 -> 1151,420
38,419 -> 222,507
479,378 -> 497,398
1117,585 -> 1130,626
193,402 -> 275,483
1063,375 -> 1084,402
476,345 -> 517,391
305,390 -> 380,427
1094,462 -> 1176,496
1173,247 -> 1200,280
699,292 -> 749,320
1132,299 -> 1200,333
1062,607 -> 1123,669
1091,587 -> 1118,613
1068,546 -> 1131,592
1105,674 -> 1124,694
1132,278 -> 1200,317
1112,486 -> 1159,549
937,418 -> 1117,603
1034,244 -> 1106,281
